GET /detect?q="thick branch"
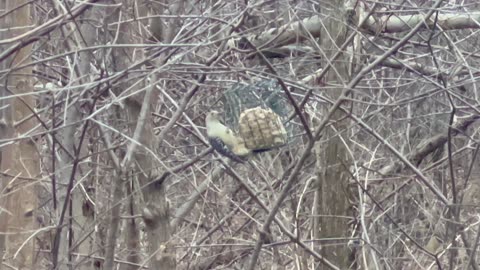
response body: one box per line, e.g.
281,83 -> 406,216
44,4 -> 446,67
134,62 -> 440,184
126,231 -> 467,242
361,13 -> 480,34
229,12 -> 480,53
380,114 -> 480,175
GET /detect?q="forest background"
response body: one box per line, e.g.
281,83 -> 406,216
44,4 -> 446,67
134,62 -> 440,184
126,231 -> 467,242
1,0 -> 480,269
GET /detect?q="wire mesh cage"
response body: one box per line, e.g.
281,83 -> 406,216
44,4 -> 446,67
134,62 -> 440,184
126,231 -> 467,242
222,79 -> 296,149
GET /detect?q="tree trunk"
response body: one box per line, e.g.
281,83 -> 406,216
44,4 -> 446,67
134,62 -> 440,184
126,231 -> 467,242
313,0 -> 353,268
0,1 -> 39,269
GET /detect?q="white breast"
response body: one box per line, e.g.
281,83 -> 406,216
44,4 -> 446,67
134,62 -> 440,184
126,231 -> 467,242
207,121 -> 237,147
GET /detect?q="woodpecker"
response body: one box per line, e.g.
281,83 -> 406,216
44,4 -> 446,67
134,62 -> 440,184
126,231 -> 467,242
205,111 -> 250,162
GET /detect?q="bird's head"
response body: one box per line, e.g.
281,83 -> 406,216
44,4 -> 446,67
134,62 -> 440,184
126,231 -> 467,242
206,110 -> 221,123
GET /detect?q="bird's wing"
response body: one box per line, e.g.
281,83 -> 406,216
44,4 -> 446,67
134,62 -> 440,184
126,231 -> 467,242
208,136 -> 245,162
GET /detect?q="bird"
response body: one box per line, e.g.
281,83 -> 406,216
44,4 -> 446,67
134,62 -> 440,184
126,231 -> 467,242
205,111 -> 251,162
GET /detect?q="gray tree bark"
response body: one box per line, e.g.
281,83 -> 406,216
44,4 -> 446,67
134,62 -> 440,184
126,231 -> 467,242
313,1 -> 354,268
0,1 -> 39,269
